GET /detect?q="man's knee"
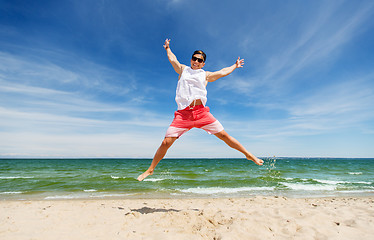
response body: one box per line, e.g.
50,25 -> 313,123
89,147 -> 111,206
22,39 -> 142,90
215,130 -> 229,140
161,137 -> 176,148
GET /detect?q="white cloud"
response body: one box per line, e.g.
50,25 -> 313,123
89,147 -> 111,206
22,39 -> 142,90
0,51 -> 136,98
0,50 -> 172,157
225,1 -> 374,98
0,131 -> 163,158
216,71 -> 374,142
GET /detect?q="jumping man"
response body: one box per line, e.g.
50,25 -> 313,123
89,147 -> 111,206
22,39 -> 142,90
137,39 -> 263,181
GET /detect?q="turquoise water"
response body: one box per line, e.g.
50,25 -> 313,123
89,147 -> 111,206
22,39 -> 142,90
0,158 -> 373,200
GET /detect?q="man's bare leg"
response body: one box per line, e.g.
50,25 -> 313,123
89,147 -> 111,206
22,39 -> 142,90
137,137 -> 177,181
214,130 -> 264,165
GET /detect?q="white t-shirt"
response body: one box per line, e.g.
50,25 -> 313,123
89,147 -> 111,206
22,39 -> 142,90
175,66 -> 207,110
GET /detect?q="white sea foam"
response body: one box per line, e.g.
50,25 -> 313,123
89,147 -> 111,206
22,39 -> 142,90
143,178 -> 164,182
0,176 -> 34,179
110,175 -> 120,179
282,182 -> 336,191
337,189 -> 374,194
83,189 -> 97,192
0,191 -> 23,194
43,192 -> 136,200
348,172 -> 362,175
314,179 -> 347,185
314,179 -> 372,185
92,193 -> 135,198
44,195 -> 78,200
355,181 -> 372,185
178,187 -> 274,195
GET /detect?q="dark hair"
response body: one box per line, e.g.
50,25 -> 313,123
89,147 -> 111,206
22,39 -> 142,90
192,50 -> 206,62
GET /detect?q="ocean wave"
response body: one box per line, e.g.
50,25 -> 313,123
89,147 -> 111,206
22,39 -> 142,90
348,172 -> 362,175
313,179 -> 347,185
143,178 -> 165,182
90,193 -> 136,198
314,179 -> 372,185
110,175 -> 136,180
0,176 -> 34,179
342,189 -> 374,193
44,195 -> 78,200
0,191 -> 23,194
355,181 -> 372,185
178,186 -> 274,195
83,189 -> 97,192
281,182 -> 336,191
43,192 -> 137,200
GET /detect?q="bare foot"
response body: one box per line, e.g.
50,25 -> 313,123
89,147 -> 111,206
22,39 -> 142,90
248,156 -> 264,166
137,169 -> 153,181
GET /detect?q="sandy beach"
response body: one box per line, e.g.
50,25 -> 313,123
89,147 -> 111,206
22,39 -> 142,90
1,196 -> 373,240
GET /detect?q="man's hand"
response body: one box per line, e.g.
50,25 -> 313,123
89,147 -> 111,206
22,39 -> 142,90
163,39 -> 170,50
236,57 -> 244,68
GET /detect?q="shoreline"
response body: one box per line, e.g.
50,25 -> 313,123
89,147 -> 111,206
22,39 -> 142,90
1,196 -> 373,239
2,190 -> 374,201
1,194 -> 373,202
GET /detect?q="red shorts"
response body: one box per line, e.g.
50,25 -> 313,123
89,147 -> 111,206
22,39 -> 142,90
165,105 -> 224,138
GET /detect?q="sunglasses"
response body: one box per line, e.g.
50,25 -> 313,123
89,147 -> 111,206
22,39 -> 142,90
192,56 -> 204,63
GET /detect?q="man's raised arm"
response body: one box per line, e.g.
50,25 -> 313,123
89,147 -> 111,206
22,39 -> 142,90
206,57 -> 244,82
164,39 -> 184,75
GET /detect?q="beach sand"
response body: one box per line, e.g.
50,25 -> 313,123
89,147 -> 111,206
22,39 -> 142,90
1,196 -> 373,240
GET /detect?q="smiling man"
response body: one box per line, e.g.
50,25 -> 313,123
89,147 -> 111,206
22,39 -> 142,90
137,39 -> 263,181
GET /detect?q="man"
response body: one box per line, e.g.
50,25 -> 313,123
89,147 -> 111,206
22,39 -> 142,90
137,39 -> 263,181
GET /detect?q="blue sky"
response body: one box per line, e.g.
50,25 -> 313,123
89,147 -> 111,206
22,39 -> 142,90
1,0 -> 374,158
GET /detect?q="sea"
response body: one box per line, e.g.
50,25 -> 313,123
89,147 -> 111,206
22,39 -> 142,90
1,158 -> 373,200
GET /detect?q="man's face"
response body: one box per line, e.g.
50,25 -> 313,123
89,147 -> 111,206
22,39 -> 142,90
190,54 -> 205,70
